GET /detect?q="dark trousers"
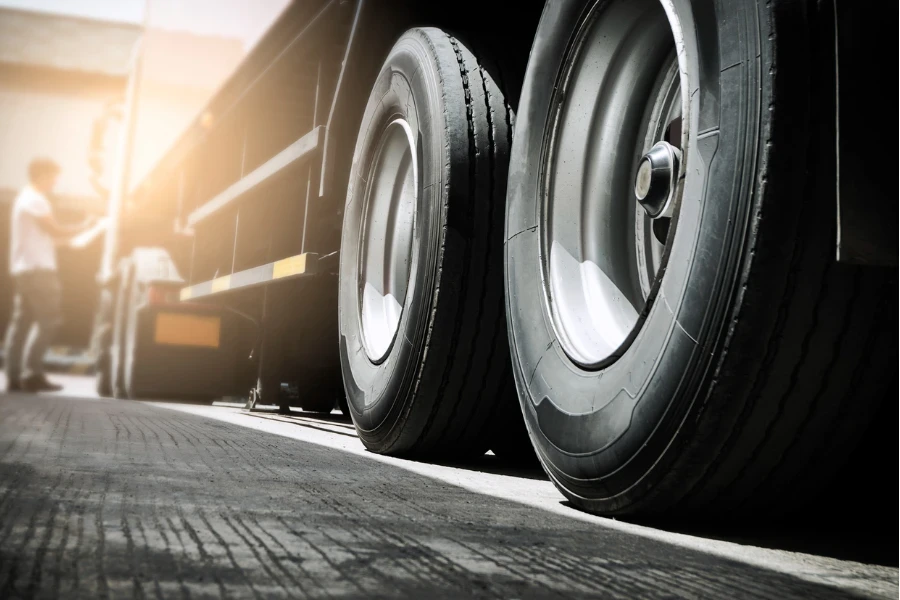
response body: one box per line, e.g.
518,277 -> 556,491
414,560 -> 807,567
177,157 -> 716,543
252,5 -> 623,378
3,271 -> 62,383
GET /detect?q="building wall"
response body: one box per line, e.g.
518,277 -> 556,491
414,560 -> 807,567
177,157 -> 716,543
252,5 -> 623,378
0,86 -> 117,204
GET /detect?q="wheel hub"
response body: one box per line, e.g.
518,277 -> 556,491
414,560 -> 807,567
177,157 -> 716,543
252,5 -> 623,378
635,141 -> 681,219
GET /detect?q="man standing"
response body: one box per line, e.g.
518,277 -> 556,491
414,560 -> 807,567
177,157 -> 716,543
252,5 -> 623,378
4,158 -> 93,392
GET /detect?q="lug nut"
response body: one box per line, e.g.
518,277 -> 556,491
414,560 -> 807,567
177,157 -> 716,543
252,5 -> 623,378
635,141 -> 681,219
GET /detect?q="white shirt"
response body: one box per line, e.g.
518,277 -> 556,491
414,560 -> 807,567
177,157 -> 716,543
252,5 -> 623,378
9,185 -> 57,275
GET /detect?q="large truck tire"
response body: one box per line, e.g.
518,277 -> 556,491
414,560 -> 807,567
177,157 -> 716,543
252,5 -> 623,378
286,282 -> 343,414
95,345 -> 112,398
505,0 -> 896,516
93,287 -> 115,397
295,364 -> 342,414
338,28 -> 522,458
110,259 -> 134,400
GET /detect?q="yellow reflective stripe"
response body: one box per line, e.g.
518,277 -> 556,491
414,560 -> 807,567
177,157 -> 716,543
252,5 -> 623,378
211,275 -> 231,293
272,254 -> 307,279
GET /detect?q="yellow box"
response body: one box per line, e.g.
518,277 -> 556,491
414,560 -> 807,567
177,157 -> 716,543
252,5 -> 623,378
153,313 -> 221,348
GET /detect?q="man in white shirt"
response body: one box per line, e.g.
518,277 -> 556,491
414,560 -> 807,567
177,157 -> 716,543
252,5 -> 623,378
4,158 -> 94,392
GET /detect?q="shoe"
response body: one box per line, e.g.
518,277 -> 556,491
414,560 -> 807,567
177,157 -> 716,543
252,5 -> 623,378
5,380 -> 22,392
21,374 -> 63,393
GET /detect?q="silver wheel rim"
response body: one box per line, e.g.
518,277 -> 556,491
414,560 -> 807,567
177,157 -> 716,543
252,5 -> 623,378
359,118 -> 417,363
541,0 -> 686,368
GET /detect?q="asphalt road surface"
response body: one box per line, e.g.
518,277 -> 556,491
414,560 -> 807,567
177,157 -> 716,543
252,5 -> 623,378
0,375 -> 896,599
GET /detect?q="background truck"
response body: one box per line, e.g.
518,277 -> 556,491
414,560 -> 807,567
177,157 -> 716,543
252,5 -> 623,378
95,0 -> 896,518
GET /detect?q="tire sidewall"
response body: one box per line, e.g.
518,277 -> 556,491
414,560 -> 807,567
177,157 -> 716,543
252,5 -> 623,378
506,0 -> 760,510
123,272 -> 141,399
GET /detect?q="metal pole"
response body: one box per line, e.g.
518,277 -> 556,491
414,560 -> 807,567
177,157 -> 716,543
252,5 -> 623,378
99,15 -> 146,282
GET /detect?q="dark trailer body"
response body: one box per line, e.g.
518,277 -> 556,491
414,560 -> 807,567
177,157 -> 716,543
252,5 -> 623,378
97,0 -> 545,408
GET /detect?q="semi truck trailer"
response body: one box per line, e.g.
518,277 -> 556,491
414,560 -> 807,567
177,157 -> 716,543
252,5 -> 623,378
94,0 -> 896,517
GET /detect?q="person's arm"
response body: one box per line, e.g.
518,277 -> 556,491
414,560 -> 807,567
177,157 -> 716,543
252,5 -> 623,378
35,213 -> 95,241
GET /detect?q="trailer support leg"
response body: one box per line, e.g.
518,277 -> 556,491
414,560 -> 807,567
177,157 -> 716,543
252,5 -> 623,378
244,286 -> 287,412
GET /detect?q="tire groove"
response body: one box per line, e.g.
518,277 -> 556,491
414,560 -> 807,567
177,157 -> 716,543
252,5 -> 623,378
736,266 -> 859,506
716,211 -> 834,502
412,33 -> 479,454
779,273 -> 891,499
440,49 -> 499,451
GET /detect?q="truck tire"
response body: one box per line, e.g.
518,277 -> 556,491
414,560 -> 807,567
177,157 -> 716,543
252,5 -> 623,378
289,282 -> 342,414
94,287 -> 114,397
505,0 -> 896,516
489,383 -> 538,465
338,28 -> 521,457
95,346 -> 112,397
298,369 -> 341,414
110,259 -> 134,400
337,393 -> 350,419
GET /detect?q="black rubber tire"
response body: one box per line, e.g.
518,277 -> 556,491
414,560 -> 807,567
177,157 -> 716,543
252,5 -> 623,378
505,0 -> 896,516
289,282 -> 342,414
110,259 -> 134,400
122,269 -> 143,400
339,28 -> 522,458
298,376 -> 341,414
337,393 -> 350,419
95,347 -> 112,397
489,379 -> 537,465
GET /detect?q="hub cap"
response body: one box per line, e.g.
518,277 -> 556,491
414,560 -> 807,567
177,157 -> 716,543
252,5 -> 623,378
359,119 -> 417,362
635,141 -> 681,219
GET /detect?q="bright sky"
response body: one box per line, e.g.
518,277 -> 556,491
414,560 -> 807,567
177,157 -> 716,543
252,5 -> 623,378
0,0 -> 291,49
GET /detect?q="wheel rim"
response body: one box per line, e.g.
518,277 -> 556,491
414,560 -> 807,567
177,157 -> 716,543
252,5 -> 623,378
359,118 -> 418,363
541,0 -> 686,368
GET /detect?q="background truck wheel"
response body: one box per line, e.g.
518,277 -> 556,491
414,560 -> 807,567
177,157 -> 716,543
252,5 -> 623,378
110,259 -> 134,400
285,282 -> 343,414
92,286 -> 114,398
339,27 -> 523,458
488,385 -> 538,465
336,393 -> 350,419
505,0 -> 896,516
95,347 -> 112,397
298,371 -> 342,414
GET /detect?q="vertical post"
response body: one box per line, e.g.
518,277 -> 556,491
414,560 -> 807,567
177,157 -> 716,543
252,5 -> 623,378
99,23 -> 145,282
301,59 -> 322,255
